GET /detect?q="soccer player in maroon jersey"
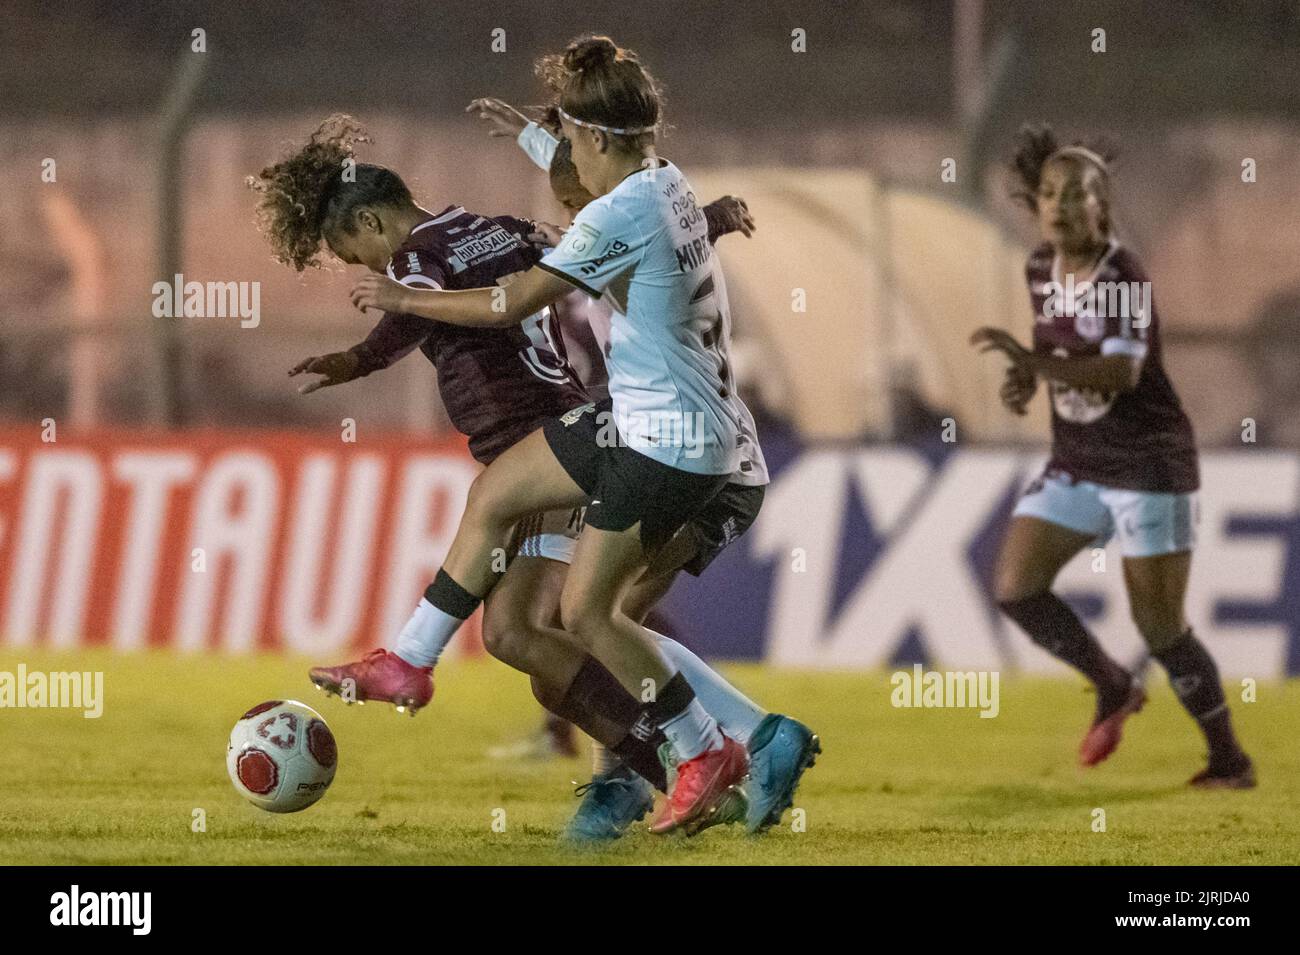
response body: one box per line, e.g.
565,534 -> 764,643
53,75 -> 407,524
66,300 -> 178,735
248,111 -> 814,838
971,125 -> 1253,788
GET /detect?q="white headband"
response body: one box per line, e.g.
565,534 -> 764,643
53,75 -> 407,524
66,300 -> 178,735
557,106 -> 657,136
1047,145 -> 1110,174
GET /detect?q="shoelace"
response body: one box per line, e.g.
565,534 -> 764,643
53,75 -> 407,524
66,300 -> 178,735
572,776 -> 634,801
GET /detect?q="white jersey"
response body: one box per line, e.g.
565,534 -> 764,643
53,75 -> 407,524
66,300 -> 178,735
518,124 -> 768,485
539,159 -> 741,476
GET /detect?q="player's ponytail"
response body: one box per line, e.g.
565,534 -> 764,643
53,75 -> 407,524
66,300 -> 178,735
536,35 -> 663,150
247,114 -> 412,271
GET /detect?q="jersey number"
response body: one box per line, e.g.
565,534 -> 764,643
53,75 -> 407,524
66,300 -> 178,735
520,308 -> 570,384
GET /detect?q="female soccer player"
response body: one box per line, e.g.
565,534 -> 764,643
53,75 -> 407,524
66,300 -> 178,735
249,110 -> 813,838
347,36 -> 765,830
461,98 -> 812,838
970,125 -> 1254,788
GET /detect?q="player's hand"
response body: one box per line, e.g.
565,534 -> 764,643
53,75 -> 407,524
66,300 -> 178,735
970,327 -> 1031,365
709,195 -> 756,238
527,221 -> 567,250
466,97 -> 531,137
350,274 -> 409,313
288,352 -> 361,394
1000,364 -> 1037,416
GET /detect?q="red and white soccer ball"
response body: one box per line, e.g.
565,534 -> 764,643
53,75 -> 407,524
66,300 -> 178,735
227,700 -> 337,813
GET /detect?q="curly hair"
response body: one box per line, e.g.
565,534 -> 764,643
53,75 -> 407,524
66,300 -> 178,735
1009,122 -> 1118,212
246,114 -> 412,271
535,35 -> 662,150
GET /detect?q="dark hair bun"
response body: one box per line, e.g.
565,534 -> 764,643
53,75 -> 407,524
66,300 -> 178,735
564,35 -> 623,72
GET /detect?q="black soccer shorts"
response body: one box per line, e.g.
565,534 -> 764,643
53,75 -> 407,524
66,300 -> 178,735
543,398 -> 729,557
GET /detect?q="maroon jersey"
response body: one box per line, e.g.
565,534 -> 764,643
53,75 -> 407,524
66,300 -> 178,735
1026,239 -> 1198,493
348,206 -> 589,463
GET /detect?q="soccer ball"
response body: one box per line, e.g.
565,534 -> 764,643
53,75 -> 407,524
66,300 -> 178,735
227,700 -> 337,813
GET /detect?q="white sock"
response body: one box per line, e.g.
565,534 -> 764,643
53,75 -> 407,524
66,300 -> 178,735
591,741 -> 621,777
651,630 -> 766,745
392,598 -> 463,668
658,697 -> 723,762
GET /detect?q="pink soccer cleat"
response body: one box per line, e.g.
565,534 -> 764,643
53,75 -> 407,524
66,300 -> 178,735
650,735 -> 749,836
1079,683 -> 1146,767
309,649 -> 433,716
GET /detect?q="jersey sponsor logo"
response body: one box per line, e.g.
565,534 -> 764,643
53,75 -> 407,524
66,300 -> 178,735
1048,347 -> 1117,423
578,239 -> 630,276
406,252 -> 422,274
445,226 -> 522,274
1050,386 -> 1116,424
672,191 -> 704,232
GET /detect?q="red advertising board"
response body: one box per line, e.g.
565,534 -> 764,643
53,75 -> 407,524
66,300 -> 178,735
0,427 -> 484,656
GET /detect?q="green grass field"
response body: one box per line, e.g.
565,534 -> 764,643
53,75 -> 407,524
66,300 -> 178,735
0,649 -> 1296,865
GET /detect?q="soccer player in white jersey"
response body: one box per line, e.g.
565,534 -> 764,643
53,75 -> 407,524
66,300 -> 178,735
348,35 -> 772,833
460,96 -> 817,836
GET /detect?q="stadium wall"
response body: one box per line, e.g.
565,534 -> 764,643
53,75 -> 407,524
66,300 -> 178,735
0,428 -> 1295,677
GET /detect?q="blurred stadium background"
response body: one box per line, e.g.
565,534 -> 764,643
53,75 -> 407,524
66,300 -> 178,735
1,1 -> 1298,677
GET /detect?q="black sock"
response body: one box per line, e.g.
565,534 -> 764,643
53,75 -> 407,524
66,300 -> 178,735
999,592 -> 1129,711
423,569 -> 481,619
1153,629 -> 1245,768
543,712 -> 571,733
639,671 -> 697,732
550,657 -> 669,792
612,731 -> 670,793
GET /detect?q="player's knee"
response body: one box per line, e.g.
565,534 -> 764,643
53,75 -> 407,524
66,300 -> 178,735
993,574 -> 1044,608
481,601 -> 531,670
558,590 -> 605,648
463,470 -> 511,532
1130,605 -> 1182,652
557,589 -> 585,637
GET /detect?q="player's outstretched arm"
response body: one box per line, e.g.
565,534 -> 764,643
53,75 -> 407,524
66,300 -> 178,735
288,352 -> 361,394
970,326 -> 1140,393
465,97 -> 532,138
289,311 -> 432,393
349,269 -> 573,328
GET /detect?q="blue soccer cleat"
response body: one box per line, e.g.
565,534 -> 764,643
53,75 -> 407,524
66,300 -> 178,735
744,714 -> 821,834
560,765 -> 656,843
